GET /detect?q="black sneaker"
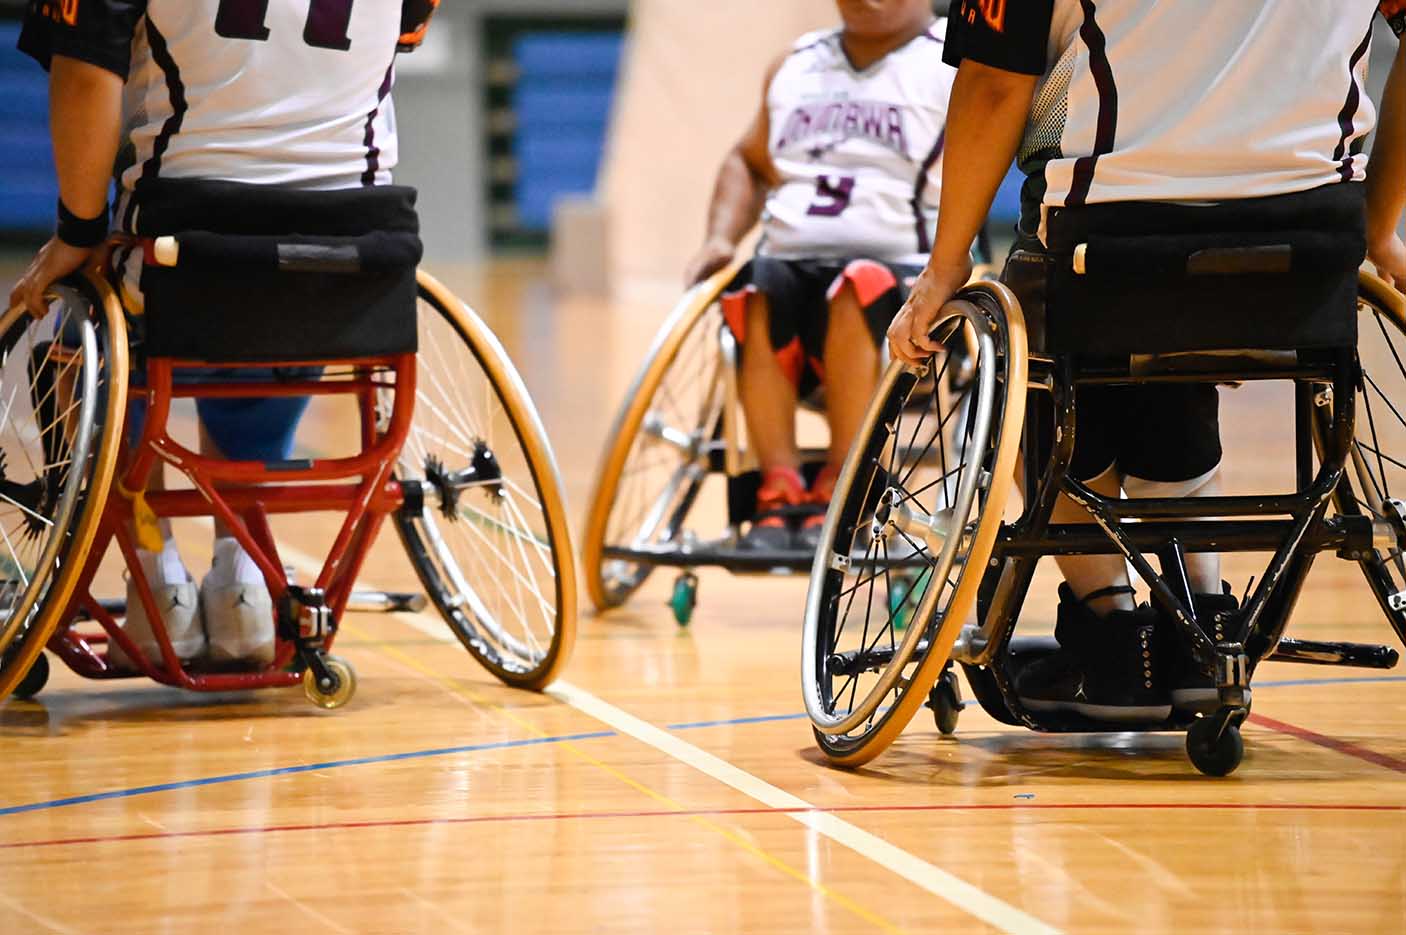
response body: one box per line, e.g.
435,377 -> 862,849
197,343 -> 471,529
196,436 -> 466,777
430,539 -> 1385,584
1161,583 -> 1249,713
1015,584 -> 1172,722
794,505 -> 827,552
740,512 -> 794,550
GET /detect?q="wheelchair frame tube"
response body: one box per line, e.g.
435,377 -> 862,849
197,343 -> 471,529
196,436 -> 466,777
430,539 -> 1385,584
48,352 -> 418,692
964,347 -> 1363,725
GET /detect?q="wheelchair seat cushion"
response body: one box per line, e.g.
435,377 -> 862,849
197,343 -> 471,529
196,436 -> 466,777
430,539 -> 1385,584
1038,182 -> 1365,355
132,179 -> 422,362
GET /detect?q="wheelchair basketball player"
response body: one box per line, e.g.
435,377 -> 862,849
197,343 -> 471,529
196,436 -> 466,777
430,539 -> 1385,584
685,0 -> 957,552
886,0 -> 1406,719
9,0 -> 440,669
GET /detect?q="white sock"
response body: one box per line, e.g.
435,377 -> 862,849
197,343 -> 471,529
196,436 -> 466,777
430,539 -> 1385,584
210,537 -> 264,587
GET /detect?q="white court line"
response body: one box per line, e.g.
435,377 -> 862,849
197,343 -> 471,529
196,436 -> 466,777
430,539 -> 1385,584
277,543 -> 1060,934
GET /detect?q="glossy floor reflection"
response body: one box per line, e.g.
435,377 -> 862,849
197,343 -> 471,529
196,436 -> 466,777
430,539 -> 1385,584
0,259 -> 1403,934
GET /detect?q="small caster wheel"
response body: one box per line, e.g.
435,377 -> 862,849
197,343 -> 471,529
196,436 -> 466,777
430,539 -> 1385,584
1186,717 -> 1244,776
669,572 -> 699,627
13,652 -> 50,700
927,666 -> 961,735
303,655 -> 357,709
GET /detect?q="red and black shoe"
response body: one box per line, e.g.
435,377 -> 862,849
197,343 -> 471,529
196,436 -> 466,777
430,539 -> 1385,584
796,464 -> 839,552
741,466 -> 806,551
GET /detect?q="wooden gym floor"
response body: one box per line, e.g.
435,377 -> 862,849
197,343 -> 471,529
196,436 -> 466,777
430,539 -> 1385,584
0,259 -> 1403,934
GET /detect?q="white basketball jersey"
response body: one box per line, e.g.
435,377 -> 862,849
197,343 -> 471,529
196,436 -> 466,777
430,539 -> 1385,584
117,0 -> 401,218
760,23 -> 955,266
1023,1 -> 1386,221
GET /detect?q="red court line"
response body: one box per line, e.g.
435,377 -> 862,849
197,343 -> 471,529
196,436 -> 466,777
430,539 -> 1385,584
1249,713 -> 1406,774
4,801 -> 1404,852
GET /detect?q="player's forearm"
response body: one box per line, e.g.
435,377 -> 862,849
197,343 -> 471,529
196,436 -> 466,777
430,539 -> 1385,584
1367,39 -> 1406,242
701,149 -> 766,248
929,61 -> 1037,272
49,56 -> 124,219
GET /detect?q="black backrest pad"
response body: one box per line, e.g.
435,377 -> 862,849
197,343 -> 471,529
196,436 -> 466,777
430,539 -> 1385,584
134,179 -> 422,362
1042,183 -> 1365,354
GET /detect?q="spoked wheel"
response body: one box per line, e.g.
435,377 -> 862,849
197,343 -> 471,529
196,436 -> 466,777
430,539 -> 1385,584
802,284 -> 1026,766
391,272 -> 577,691
1336,273 -> 1406,647
0,273 -> 127,701
582,262 -> 740,611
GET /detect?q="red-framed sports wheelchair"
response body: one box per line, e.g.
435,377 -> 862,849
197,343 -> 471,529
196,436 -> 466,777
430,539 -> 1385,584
0,181 -> 575,707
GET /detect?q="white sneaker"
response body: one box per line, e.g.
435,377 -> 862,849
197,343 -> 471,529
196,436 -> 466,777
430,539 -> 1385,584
201,538 -> 276,667
108,547 -> 205,670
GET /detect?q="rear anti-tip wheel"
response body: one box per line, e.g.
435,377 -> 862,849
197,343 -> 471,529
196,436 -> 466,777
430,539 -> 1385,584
670,572 -> 699,626
12,652 -> 49,700
303,656 -> 357,709
1186,716 -> 1244,776
927,666 -> 961,735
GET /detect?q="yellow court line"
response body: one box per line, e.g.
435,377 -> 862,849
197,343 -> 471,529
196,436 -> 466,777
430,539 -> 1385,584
344,622 -> 906,935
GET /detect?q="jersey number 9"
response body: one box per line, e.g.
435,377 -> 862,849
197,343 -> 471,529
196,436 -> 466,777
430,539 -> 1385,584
216,0 -> 355,52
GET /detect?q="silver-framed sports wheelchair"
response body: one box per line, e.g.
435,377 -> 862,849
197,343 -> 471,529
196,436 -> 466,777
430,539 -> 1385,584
801,185 -> 1406,776
0,180 -> 575,708
583,257 -> 989,625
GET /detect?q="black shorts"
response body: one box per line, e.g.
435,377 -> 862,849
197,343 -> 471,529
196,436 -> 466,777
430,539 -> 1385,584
722,256 -> 920,387
1002,239 -> 1222,483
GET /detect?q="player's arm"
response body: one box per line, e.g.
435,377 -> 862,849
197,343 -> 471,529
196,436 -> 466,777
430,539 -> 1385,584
684,55 -> 784,286
1366,24 -> 1406,289
9,0 -> 141,317
888,2 -> 1049,364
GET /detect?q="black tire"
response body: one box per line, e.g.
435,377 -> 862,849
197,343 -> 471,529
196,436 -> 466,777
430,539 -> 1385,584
1186,717 -> 1244,777
11,651 -> 49,700
928,666 -> 961,735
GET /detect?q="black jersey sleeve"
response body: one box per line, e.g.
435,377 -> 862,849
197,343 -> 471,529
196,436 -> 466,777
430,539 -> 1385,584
1381,1 -> 1406,37
943,0 -> 1055,76
17,0 -> 148,79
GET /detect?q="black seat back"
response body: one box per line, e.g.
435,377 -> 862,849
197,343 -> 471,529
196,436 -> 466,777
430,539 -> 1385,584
133,179 -> 422,362
1041,183 -> 1365,355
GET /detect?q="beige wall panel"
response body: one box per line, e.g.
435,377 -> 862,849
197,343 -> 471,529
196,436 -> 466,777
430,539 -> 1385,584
601,0 -> 837,296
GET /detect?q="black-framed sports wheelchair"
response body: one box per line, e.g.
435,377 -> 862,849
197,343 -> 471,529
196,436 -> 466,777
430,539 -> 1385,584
583,257 -> 989,625
801,186 -> 1406,776
0,180 -> 576,708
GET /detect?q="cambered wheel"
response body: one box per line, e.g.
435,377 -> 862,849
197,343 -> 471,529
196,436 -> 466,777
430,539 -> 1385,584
0,273 -> 127,702
303,655 -> 357,709
1326,274 -> 1406,647
582,263 -> 740,612
391,272 -> 576,691
802,284 -> 1027,767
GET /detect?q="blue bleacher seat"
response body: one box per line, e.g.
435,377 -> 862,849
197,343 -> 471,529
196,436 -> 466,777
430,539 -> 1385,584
0,22 -> 59,233
511,32 -> 623,232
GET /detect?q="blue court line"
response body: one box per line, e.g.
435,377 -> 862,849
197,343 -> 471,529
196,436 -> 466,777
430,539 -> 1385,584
666,712 -> 810,730
1250,674 -> 1406,689
4,674 -> 1404,819
0,730 -> 614,818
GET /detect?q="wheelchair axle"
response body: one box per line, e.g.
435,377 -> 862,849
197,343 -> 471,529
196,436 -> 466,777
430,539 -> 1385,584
871,487 -> 959,554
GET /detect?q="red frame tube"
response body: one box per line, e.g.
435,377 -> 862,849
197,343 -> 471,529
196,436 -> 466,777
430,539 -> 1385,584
46,352 -> 417,692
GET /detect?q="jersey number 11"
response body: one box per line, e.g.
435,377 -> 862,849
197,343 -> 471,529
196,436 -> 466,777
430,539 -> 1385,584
216,0 -> 355,52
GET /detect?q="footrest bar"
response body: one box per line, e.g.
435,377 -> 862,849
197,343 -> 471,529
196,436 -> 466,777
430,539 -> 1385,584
1265,638 -> 1399,669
